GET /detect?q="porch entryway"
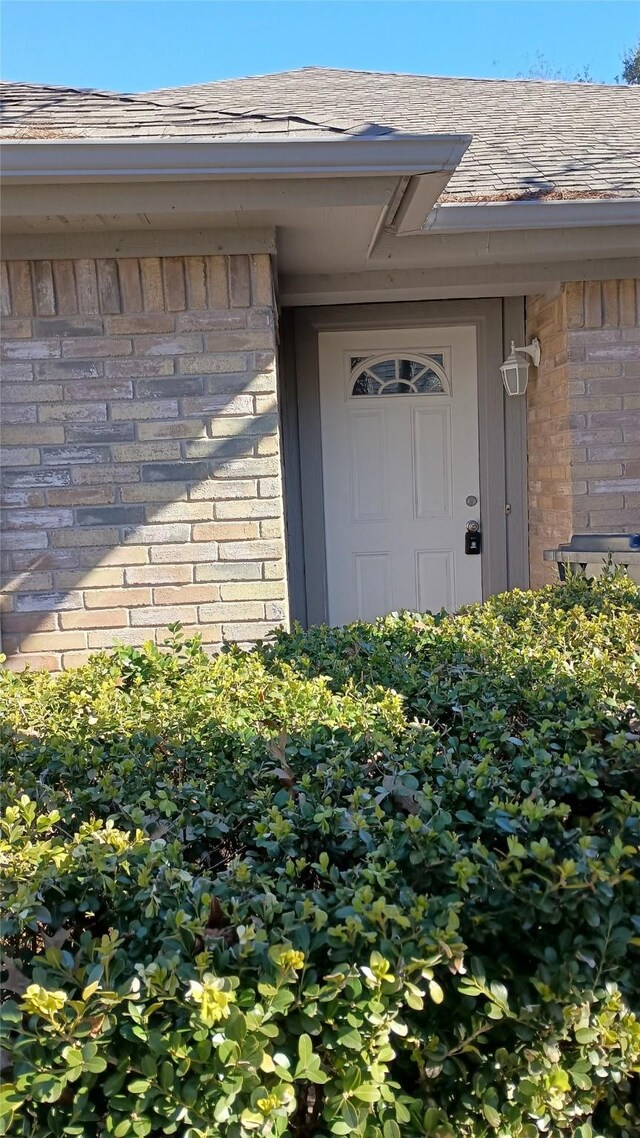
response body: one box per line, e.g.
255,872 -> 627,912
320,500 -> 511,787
283,299 -> 528,628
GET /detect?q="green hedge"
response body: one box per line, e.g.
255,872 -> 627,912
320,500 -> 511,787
1,574 -> 639,1138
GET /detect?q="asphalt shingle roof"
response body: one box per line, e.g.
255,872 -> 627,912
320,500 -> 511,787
2,67 -> 639,200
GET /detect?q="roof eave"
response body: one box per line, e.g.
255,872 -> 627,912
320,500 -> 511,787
0,133 -> 472,182
423,197 -> 640,233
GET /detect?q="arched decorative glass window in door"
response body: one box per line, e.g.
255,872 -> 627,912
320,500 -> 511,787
349,353 -> 449,397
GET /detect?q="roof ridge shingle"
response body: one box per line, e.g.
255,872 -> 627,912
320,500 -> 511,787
144,64 -> 634,96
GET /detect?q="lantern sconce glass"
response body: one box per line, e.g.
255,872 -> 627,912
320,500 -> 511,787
500,337 -> 541,396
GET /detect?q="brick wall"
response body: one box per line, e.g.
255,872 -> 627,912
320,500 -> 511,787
527,279 -> 640,587
0,254 -> 288,669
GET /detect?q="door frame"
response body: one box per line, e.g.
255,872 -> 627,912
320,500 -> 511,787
281,298 -> 528,627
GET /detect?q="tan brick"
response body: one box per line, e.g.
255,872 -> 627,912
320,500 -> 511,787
55,567 -> 124,589
194,562 -> 262,582
104,312 -> 174,335
61,336 -> 132,359
222,621 -> 278,641
220,581 -> 286,601
162,258 -> 186,311
185,256 -> 208,310
112,441 -> 181,463
116,259 -> 143,311
563,281 -> 584,329
2,361 -> 34,382
177,310 -> 248,332
134,333 -> 201,357
1,611 -> 58,634
2,425 -> 64,445
111,400 -> 178,421
71,464 -> 140,486
144,501 -> 213,522
218,539 -> 283,561
13,630 -> 87,652
62,380 -> 132,400
182,394 -> 253,415
74,260 -> 100,314
150,542 -> 219,564
39,403 -> 108,423
601,280 -> 620,327
177,353 -> 249,379
199,601 -> 264,623
125,565 -> 192,586
588,509 -> 631,526
7,262 -> 34,316
0,449 -> 42,474
2,339 -> 60,360
256,436 -> 280,455
211,457 -> 280,479
207,413 -> 278,438
105,358 -> 174,379
4,653 -> 61,671
206,257 -> 229,308
203,331 -> 274,352
97,259 -> 121,314
192,521 -> 259,542
570,462 -> 624,479
137,420 -> 204,441
190,478 -> 256,501
1,487 -> 46,508
260,518 -> 283,539
79,546 -> 148,566
1,570 -> 52,593
88,628 -> 146,648
62,651 -> 94,668
2,404 -> 38,425
121,483 -> 189,503
619,278 -> 637,327
140,258 -> 165,311
250,255 -> 273,307
53,260 -> 78,316
61,608 -> 129,630
228,256 -> 251,307
85,588 -> 152,609
131,605 -> 197,626
1,318 -> 32,338
255,394 -> 278,414
154,585 -> 218,605
53,527 -> 120,548
123,523 -> 189,545
48,486 -> 115,507
215,498 -> 280,520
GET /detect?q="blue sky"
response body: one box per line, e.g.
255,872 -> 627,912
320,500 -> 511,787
2,1 -> 638,91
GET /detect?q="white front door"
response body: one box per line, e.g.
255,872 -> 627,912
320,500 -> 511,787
318,326 -> 482,626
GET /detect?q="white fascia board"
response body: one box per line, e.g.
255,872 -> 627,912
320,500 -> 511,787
423,198 -> 640,233
1,134 -> 471,182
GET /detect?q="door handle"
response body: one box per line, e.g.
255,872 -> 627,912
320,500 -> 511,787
465,520 -> 482,555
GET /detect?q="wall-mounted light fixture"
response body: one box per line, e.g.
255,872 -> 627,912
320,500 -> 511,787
500,337 -> 541,396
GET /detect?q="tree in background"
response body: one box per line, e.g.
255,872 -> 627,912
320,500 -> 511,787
621,38 -> 640,83
518,36 -> 640,84
517,50 -> 593,81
